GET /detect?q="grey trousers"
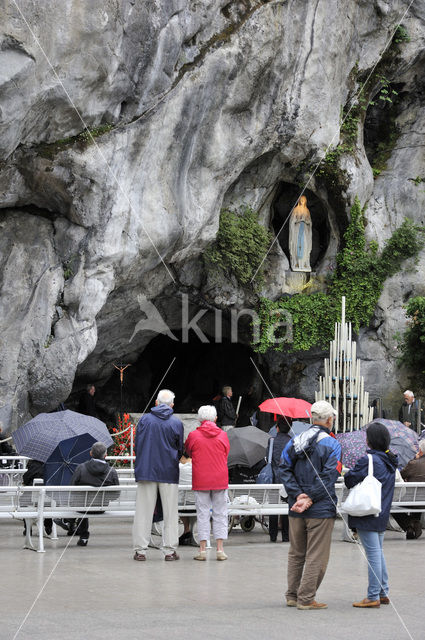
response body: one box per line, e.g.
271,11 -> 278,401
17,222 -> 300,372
133,481 -> 178,555
286,516 -> 335,605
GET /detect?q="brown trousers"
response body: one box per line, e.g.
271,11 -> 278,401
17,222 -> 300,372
286,516 -> 335,605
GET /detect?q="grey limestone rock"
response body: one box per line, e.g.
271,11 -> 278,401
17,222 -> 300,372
0,0 -> 425,427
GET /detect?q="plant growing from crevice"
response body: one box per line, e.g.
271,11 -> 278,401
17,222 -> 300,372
254,197 -> 425,353
204,206 -> 272,287
38,123 -> 113,159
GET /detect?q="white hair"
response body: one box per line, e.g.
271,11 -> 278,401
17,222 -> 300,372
157,389 -> 175,406
419,440 -> 425,455
404,390 -> 414,398
197,405 -> 217,423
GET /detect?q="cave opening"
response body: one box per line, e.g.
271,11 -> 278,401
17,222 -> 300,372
95,330 -> 268,420
272,182 -> 330,269
363,82 -> 405,173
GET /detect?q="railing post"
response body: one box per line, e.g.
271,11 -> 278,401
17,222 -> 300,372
37,487 -> 45,553
130,425 -> 134,471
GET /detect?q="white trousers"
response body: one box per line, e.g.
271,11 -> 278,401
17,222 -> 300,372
194,490 -> 228,541
133,481 -> 178,555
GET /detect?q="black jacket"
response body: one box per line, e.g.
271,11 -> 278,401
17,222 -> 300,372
71,458 -> 119,506
0,435 -> 14,456
23,460 -> 45,486
78,392 -> 97,417
219,397 -> 236,426
270,432 -> 291,482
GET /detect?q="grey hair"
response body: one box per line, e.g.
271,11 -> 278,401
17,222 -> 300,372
404,390 -> 414,397
419,440 -> 425,455
198,405 -> 217,423
157,389 -> 175,406
91,442 -> 107,459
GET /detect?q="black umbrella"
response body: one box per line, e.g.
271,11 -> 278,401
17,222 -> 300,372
227,426 -> 269,469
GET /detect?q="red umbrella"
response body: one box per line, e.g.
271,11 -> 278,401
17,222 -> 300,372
259,397 -> 312,419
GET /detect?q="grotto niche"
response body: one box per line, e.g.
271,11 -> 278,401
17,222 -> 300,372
272,182 -> 330,272
83,330 -> 270,422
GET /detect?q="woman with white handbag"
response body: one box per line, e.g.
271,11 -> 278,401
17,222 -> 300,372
343,423 -> 398,608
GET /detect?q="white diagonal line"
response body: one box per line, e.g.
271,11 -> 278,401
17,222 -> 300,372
11,357 -> 176,639
250,357 -> 415,640
11,0 -> 175,284
251,0 -> 416,282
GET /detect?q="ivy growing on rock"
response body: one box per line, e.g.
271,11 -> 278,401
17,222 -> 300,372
254,197 -> 425,353
204,206 -> 272,286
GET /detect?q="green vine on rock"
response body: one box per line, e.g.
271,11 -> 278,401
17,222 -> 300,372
254,197 -> 425,353
204,206 -> 272,287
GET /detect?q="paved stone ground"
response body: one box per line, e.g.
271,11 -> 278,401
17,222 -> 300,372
1,518 -> 423,640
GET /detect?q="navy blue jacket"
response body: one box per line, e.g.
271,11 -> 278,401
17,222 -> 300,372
134,404 -> 184,484
344,449 -> 397,532
279,425 -> 342,518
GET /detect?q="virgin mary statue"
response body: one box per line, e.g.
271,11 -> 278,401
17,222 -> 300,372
289,195 -> 312,272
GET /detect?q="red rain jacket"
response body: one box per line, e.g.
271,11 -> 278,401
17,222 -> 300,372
184,421 -> 230,491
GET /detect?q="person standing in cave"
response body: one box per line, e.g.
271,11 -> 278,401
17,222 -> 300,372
219,385 -> 237,429
78,384 -> 97,418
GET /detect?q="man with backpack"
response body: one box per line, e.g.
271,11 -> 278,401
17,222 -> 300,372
279,400 -> 342,610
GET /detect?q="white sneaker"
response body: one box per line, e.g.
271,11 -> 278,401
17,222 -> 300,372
216,550 -> 228,561
193,551 -> 206,561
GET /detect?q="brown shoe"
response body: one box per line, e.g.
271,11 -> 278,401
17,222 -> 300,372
133,552 -> 146,561
380,597 -> 390,605
164,551 -> 180,561
297,600 -> 328,610
286,599 -> 297,607
352,598 -> 380,608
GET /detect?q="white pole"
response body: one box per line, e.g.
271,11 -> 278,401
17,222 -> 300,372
236,396 -> 242,417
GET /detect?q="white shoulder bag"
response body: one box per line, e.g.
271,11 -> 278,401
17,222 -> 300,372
341,454 -> 382,517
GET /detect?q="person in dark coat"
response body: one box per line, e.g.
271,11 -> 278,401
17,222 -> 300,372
345,422 -> 397,608
398,390 -> 422,431
70,442 -> 119,546
392,439 -> 425,539
269,418 -> 291,542
219,385 -> 236,427
0,425 -> 14,456
78,384 -> 97,417
22,460 -> 53,536
133,389 -> 183,562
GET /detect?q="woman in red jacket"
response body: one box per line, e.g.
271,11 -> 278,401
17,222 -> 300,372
184,405 -> 230,561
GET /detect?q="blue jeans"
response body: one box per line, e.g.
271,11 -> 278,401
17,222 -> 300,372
357,529 -> 388,600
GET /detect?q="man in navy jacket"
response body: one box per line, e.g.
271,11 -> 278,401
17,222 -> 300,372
279,400 -> 342,610
133,389 -> 183,562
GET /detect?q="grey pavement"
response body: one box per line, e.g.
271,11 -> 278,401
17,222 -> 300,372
1,518 -> 423,640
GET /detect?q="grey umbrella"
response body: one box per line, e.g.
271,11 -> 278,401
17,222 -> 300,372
12,410 -> 113,462
227,426 -> 270,469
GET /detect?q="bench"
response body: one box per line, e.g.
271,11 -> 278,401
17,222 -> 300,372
0,484 -> 285,552
2,482 -> 424,552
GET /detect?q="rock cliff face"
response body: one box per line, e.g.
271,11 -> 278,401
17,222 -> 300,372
1,0 -> 424,429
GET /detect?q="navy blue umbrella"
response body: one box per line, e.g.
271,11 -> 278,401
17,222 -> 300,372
13,410 -> 113,462
44,433 -> 97,485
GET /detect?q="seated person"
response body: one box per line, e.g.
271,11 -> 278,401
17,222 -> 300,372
178,453 -> 195,545
392,440 -> 425,539
70,442 -> 119,547
22,460 -> 52,536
